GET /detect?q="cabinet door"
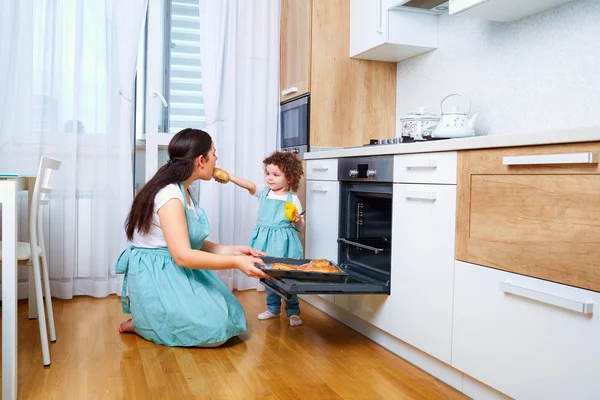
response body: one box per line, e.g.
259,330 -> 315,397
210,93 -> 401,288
305,180 -> 340,302
453,260 -> 600,399
388,183 -> 456,364
334,294 -> 391,331
280,0 -> 312,102
349,0 -> 389,57
456,143 -> 600,292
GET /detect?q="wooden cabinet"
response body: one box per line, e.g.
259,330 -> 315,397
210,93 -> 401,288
280,0 -> 397,148
280,0 -> 312,102
453,260 -> 600,399
456,142 -> 600,292
349,0 -> 438,62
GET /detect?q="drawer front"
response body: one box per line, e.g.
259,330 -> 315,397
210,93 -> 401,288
457,145 -> 600,292
453,261 -> 600,400
394,152 -> 457,184
306,159 -> 338,181
460,142 -> 600,175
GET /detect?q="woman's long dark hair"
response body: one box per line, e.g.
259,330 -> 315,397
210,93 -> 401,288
126,128 -> 213,240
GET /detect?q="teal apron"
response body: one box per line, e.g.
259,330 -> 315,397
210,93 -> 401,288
249,187 -> 303,259
115,183 -> 247,346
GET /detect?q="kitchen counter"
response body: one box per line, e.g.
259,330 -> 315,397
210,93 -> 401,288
304,126 -> 600,159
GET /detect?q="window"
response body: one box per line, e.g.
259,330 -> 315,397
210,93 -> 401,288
134,0 -> 205,141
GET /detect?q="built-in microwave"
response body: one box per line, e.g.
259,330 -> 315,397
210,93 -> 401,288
279,94 -> 309,159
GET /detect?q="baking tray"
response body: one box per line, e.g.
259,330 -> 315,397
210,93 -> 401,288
257,256 -> 348,282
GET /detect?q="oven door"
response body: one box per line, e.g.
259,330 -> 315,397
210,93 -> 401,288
259,263 -> 390,301
280,94 -> 309,149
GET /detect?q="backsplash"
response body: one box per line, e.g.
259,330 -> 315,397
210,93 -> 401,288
395,0 -> 600,137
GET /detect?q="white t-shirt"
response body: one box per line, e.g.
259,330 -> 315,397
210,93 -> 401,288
253,183 -> 303,214
132,183 -> 198,248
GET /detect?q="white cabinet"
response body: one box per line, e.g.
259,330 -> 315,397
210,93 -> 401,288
387,183 -> 456,364
453,261 -> 600,399
334,294 -> 391,331
394,152 -> 457,185
449,0 -> 576,22
305,179 -> 340,303
350,0 -> 438,62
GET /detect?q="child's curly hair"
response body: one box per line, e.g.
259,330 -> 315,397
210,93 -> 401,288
263,151 -> 304,192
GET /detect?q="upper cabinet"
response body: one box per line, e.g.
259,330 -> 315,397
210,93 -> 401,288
280,0 -> 312,102
279,0 -> 397,148
449,0 -> 576,22
349,0 -> 438,62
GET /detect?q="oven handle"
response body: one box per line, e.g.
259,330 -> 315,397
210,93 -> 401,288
337,238 -> 385,255
260,278 -> 293,301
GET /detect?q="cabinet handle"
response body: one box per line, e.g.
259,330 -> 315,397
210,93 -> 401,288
281,87 -> 298,96
499,281 -> 594,315
377,0 -> 384,34
311,187 -> 329,193
502,152 -> 599,166
404,190 -> 437,201
311,165 -> 329,171
403,159 -> 438,169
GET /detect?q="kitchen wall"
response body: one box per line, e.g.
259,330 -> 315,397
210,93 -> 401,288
395,0 -> 600,137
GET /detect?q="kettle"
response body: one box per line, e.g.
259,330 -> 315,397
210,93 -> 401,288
433,94 -> 478,139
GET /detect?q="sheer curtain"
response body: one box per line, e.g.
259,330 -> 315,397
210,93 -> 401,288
0,0 -> 147,299
199,0 -> 280,291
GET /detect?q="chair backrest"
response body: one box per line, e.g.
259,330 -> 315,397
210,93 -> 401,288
29,157 -> 61,246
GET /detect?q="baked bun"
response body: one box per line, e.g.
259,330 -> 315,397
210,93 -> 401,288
298,263 -> 312,271
271,263 -> 297,271
310,265 -> 341,274
310,259 -> 331,268
212,167 -> 229,183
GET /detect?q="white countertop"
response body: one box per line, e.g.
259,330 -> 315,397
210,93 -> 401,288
304,126 -> 600,160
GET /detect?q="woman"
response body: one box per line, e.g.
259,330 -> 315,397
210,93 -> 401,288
116,128 -> 268,347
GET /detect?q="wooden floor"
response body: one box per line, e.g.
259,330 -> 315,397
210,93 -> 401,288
1,291 -> 467,400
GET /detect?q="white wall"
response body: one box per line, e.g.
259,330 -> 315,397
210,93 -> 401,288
395,0 -> 600,137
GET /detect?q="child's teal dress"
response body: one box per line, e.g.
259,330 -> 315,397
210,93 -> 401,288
115,183 -> 247,346
249,187 -> 303,315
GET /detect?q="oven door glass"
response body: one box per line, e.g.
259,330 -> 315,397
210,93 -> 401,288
280,95 -> 309,148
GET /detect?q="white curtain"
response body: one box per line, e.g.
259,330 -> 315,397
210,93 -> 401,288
199,0 -> 280,291
0,0 -> 147,299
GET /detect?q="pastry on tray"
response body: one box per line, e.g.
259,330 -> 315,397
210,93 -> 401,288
270,263 -> 297,271
309,259 -> 331,268
297,261 -> 341,274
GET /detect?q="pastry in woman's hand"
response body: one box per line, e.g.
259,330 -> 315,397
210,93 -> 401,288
212,167 -> 229,183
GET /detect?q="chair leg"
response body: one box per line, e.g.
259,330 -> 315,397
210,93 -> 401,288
31,255 -> 50,366
28,265 -> 38,319
40,252 -> 56,342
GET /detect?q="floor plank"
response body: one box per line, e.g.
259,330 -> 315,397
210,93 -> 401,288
1,291 -> 467,399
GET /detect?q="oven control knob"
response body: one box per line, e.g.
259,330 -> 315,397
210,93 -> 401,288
349,169 -> 358,178
367,169 -> 376,178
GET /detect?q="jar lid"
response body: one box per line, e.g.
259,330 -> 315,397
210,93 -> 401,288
400,107 -> 440,122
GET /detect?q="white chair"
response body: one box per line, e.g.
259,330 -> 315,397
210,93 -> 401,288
0,156 -> 61,366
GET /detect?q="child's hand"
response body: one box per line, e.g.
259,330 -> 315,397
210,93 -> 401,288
214,177 -> 228,184
293,214 -> 304,224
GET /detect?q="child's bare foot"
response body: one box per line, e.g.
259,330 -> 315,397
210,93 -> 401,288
119,318 -> 135,333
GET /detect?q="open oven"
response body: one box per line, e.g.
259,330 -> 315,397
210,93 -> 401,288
259,156 -> 393,300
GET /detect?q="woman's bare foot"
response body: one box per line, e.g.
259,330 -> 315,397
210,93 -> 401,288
119,318 -> 135,333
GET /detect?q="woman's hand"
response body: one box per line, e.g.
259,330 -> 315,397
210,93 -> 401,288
229,245 -> 267,258
235,256 -> 268,279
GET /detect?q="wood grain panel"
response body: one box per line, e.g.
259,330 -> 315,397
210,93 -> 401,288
456,142 -> 600,292
310,0 -> 396,148
280,0 -> 312,102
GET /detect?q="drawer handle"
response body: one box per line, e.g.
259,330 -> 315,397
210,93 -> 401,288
281,87 -> 298,96
499,281 -> 594,314
403,159 -> 438,169
502,152 -> 599,166
311,187 -> 329,193
404,190 -> 437,201
311,165 -> 329,171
